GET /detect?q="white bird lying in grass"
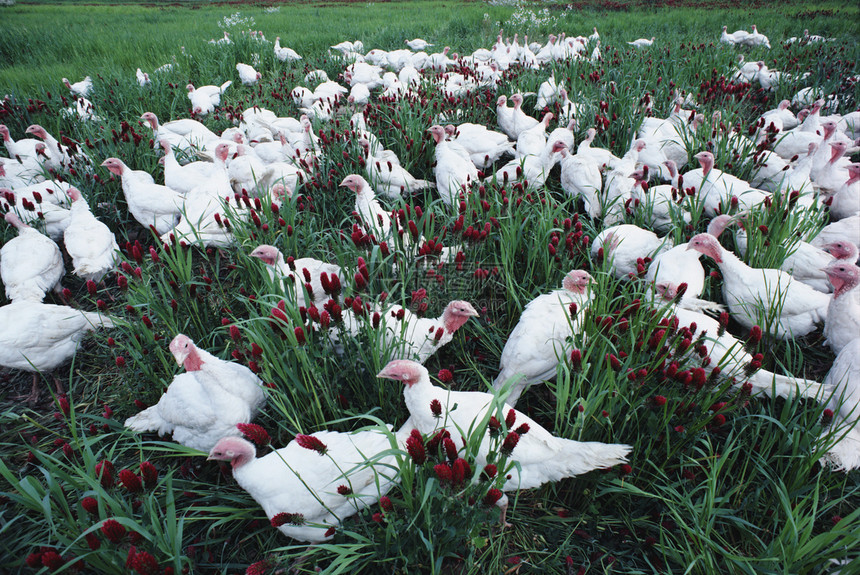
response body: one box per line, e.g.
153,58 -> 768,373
378,360 -> 632,526
125,335 -> 266,452
208,426 -> 403,543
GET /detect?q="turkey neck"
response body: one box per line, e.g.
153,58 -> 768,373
403,374 -> 442,433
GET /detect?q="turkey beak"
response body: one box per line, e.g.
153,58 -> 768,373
376,366 -> 397,381
685,244 -> 693,251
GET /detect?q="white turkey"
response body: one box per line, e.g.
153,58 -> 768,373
592,223 -> 671,280
628,37 -> 655,48
63,188 -> 118,283
655,284 -> 824,398
207,427 -> 402,543
819,338 -> 860,472
686,233 -> 829,339
136,68 -> 150,87
187,81 -> 232,115
360,138 -> 433,199
0,299 -> 113,403
101,158 -> 183,234
62,76 -> 92,97
159,139 -> 222,196
124,334 -> 266,452
822,261 -> 860,355
516,112 -> 552,158
406,38 -> 433,51
340,174 -> 395,242
558,146 -> 602,219
1,212 -> 64,302
0,188 -> 71,241
378,360 -> 631,526
496,94 -> 538,140
331,300 -> 479,364
493,270 -> 593,406
428,125 -> 478,208
274,37 -> 302,62
488,139 -> 563,191
825,163 -> 860,220
444,123 -> 513,170
248,244 -> 343,309
140,112 -> 220,153
236,63 -> 261,86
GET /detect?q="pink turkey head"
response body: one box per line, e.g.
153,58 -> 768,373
694,151 -> 715,176
511,93 -> 524,109
67,187 -> 83,203
444,125 -> 456,137
663,160 -> 678,179
208,437 -> 255,469
159,139 -> 172,153
496,95 -> 507,108
100,158 -> 125,176
0,125 -> 9,142
427,125 -> 446,144
562,270 -> 593,294
823,261 -> 860,299
186,83 -> 195,93
169,334 -> 203,371
541,112 -> 554,126
339,174 -> 368,194
823,240 -> 859,262
829,141 -> 847,163
4,211 -> 28,229
248,244 -> 280,266
377,359 -> 427,388
654,281 -> 678,301
24,125 -> 48,140
551,140 -> 568,154
140,112 -> 159,131
442,300 -> 479,333
686,233 -> 724,263
215,143 -> 231,163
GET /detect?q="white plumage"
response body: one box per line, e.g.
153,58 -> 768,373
207,428 -> 402,543
248,244 -> 342,309
687,233 -> 830,339
823,261 -> 860,355
379,360 -> 631,523
101,158 -> 183,235
124,334 -> 266,452
63,188 -> 118,283
331,300 -> 479,364
0,300 -> 113,402
820,338 -> 860,472
493,271 -> 593,406
1,212 -> 64,302
236,63 -> 261,86
428,125 -> 478,208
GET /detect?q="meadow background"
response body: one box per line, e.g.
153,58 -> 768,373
1,0 -> 859,573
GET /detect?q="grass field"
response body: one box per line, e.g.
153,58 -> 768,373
1,0 -> 859,574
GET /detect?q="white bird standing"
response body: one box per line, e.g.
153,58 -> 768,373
248,244 -> 342,309
101,158 -> 183,234
62,76 -> 92,97
493,270 -> 593,406
819,338 -> 860,472
822,261 -> 860,355
0,300 -> 113,403
237,63 -> 262,86
63,188 -> 118,283
1,212 -> 65,302
686,233 -> 830,339
628,37 -> 655,48
331,300 -> 479,364
428,125 -> 478,208
124,334 -> 266,452
274,37 -> 303,62
378,360 -> 632,526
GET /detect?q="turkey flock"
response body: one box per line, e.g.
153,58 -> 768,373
1,18 -> 859,560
